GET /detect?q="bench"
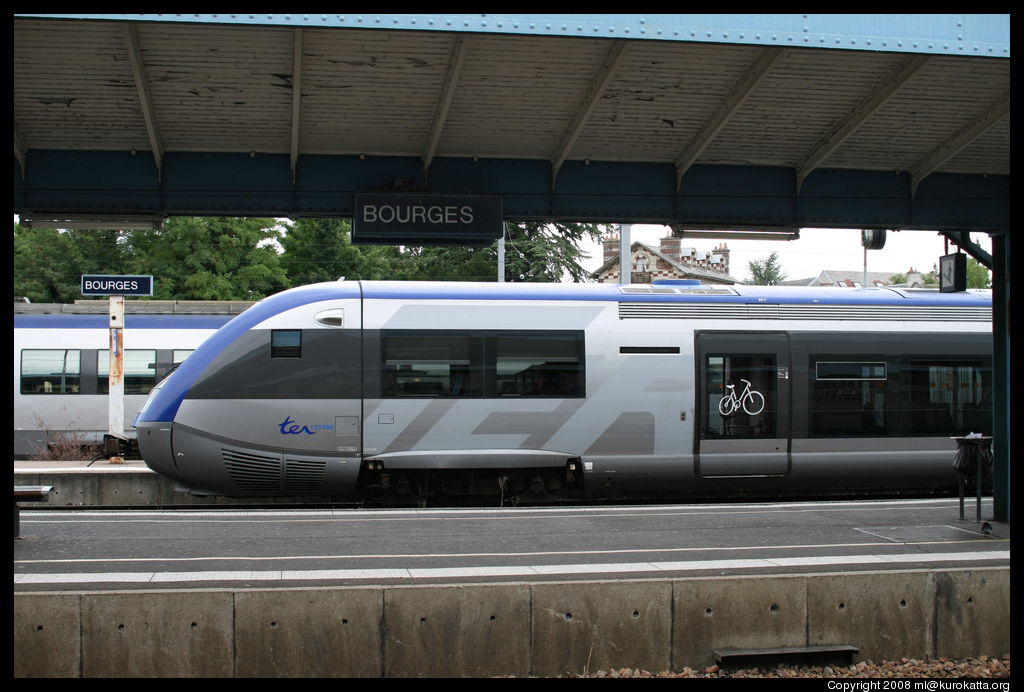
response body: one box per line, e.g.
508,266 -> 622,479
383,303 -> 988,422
14,485 -> 54,538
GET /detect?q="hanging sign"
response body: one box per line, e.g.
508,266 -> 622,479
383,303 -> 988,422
352,194 -> 503,246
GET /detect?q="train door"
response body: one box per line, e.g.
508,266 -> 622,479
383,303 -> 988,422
695,332 -> 790,476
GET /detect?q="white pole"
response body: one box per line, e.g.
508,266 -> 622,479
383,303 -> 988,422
108,295 -> 125,462
619,223 -> 632,284
497,234 -> 506,282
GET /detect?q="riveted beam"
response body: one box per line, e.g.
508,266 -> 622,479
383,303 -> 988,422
796,55 -> 930,193
910,93 -> 1010,197
675,47 -> 786,190
551,40 -> 629,188
423,34 -> 469,183
123,23 -> 164,181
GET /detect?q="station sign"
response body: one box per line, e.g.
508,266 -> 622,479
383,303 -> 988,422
352,193 -> 503,246
81,274 -> 154,296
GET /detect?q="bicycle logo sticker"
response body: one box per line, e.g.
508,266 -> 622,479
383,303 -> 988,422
718,379 -> 766,417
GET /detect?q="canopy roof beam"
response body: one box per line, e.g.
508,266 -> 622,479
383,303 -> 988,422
551,40 -> 629,188
289,28 -> 304,183
122,23 -> 164,181
796,54 -> 931,193
674,47 -> 786,190
423,34 -> 470,183
910,92 -> 1010,197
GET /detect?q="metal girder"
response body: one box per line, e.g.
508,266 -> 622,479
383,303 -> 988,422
122,23 -> 164,181
941,231 -> 994,268
289,28 -> 303,183
910,92 -> 1010,196
674,47 -> 786,190
13,151 -> 1010,233
423,34 -> 470,183
795,54 -> 931,193
550,40 -> 629,187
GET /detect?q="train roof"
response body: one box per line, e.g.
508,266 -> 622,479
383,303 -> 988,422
15,282 -> 992,325
355,281 -> 992,306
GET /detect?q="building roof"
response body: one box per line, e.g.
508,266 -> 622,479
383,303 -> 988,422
590,241 -> 741,284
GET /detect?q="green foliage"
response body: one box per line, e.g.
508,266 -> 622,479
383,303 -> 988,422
745,251 -> 787,285
278,218 -> 398,285
966,258 -> 991,289
14,225 -> 134,302
128,217 -> 290,300
13,217 -> 608,302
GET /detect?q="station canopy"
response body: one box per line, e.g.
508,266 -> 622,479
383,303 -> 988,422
12,14 -> 1010,232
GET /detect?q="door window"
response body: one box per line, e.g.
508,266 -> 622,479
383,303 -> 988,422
704,354 -> 776,439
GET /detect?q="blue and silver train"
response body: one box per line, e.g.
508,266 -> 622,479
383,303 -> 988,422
131,280 -> 993,502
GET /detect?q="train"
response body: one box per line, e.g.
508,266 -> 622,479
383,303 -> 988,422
14,302 -> 250,458
128,280 -> 993,503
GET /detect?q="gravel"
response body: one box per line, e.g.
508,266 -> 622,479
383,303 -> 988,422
574,656 -> 1010,678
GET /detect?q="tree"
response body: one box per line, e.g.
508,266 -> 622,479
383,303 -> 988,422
14,224 -> 134,302
129,217 -> 289,300
278,218 -> 398,285
966,258 -> 991,288
393,221 -> 606,282
746,252 -> 787,285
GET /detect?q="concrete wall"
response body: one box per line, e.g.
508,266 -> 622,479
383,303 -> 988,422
14,567 -> 1009,677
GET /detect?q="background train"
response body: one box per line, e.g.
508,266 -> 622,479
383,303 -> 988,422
14,301 -> 251,458
131,280 -> 993,503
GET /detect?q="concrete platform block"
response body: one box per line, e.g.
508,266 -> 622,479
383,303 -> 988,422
934,568 -> 1010,659
235,588 -> 384,677
81,590 -> 234,677
384,583 -> 531,677
673,574 -> 808,670
531,580 -> 672,677
808,570 -> 933,663
14,593 -> 82,677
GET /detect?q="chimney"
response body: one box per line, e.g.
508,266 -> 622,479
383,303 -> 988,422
659,235 -> 680,262
716,242 -> 730,276
603,234 -> 620,266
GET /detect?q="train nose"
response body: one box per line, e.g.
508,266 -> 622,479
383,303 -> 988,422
135,422 -> 182,482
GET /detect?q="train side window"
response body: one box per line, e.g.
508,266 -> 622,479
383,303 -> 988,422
172,349 -> 194,364
811,360 -> 888,437
98,350 -> 158,395
904,359 -> 991,436
494,332 -> 584,397
271,330 -> 302,358
704,354 -> 776,439
382,332 -> 484,397
21,349 -> 81,394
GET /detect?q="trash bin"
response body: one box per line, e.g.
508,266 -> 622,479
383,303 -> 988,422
951,435 -> 993,521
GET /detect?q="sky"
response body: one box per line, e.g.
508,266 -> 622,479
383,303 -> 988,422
578,225 -> 993,284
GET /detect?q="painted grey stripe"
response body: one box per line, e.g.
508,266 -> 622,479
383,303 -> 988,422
381,399 -> 456,453
14,551 -> 1009,584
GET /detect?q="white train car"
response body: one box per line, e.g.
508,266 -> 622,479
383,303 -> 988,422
14,303 -> 248,458
133,280 -> 993,502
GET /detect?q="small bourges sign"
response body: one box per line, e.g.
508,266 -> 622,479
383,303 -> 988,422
81,274 -> 154,296
352,193 -> 503,246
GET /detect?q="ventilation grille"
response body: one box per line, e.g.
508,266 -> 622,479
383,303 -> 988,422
223,449 -> 282,493
284,458 -> 328,493
619,302 -> 991,322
